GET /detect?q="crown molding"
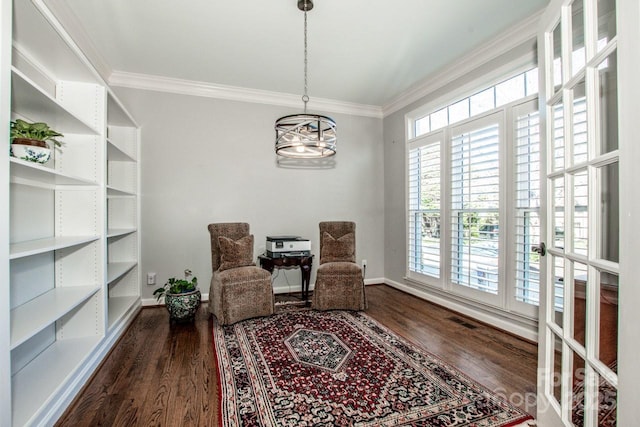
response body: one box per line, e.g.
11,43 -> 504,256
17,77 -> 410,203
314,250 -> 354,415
43,0 -> 540,120
109,71 -> 384,119
382,10 -> 543,118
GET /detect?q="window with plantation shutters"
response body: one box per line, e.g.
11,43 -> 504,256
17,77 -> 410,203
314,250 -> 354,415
406,67 -> 542,317
408,134 -> 441,278
514,101 -> 541,306
450,120 -> 500,294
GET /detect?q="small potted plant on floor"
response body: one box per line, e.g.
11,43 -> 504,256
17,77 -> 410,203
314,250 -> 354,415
154,269 -> 201,322
10,119 -> 64,164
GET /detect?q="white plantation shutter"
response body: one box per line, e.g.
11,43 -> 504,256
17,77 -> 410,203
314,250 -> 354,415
450,120 -> 500,294
514,103 -> 541,306
408,135 -> 441,278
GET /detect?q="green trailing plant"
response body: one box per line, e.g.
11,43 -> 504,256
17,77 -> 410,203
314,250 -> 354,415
153,273 -> 198,301
10,119 -> 64,147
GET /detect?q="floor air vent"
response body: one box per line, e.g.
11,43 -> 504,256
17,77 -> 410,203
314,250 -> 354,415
447,316 -> 477,329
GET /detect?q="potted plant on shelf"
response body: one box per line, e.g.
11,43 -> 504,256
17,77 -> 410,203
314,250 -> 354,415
153,269 -> 201,322
10,119 -> 64,164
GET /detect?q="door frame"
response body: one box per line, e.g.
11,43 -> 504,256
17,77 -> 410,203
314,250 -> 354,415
614,0 -> 640,425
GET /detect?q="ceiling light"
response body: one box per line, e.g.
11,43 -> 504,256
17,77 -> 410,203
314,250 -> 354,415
275,0 -> 336,159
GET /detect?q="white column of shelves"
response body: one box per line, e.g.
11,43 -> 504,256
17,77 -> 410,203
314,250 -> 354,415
3,0 -> 142,423
106,94 -> 140,330
4,0 -> 138,425
9,69 -> 105,426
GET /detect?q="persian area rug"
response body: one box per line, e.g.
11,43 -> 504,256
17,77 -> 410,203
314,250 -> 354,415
213,310 -> 533,427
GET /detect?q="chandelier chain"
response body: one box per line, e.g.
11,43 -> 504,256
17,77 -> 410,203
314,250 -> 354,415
303,6 -> 308,113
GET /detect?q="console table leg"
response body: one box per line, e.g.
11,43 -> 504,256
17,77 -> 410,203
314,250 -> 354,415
301,264 -> 311,305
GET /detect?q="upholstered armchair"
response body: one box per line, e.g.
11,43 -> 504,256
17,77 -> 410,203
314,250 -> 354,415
208,223 -> 274,325
312,221 -> 367,311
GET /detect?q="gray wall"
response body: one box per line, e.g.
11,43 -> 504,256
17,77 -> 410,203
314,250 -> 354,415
115,88 -> 385,301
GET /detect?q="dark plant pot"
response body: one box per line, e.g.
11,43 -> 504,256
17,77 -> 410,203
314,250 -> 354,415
165,289 -> 201,322
11,138 -> 51,163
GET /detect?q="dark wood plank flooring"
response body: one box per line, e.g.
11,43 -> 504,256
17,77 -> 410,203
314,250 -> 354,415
56,284 -> 537,426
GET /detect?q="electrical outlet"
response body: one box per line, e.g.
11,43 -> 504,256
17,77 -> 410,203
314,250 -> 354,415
362,259 -> 367,268
147,272 -> 156,285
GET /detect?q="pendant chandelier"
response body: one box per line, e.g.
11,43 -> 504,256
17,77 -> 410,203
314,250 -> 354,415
275,0 -> 337,159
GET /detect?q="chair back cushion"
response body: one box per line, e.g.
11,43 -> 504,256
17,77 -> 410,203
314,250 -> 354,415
218,234 -> 255,271
319,221 -> 356,264
208,223 -> 251,271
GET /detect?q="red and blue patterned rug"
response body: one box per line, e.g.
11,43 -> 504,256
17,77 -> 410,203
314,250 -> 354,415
213,310 -> 533,426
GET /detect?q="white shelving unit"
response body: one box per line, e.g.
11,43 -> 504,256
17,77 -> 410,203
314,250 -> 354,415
1,0 -> 141,425
106,94 -> 140,332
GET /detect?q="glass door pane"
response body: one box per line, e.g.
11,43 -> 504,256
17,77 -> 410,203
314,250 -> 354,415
573,171 -> 588,256
595,373 -> 617,426
552,21 -> 563,92
598,162 -> 619,262
552,332 -> 563,405
598,51 -> 618,154
572,262 -> 588,348
552,102 -> 565,171
552,255 -> 565,326
552,177 -> 565,250
597,0 -> 616,50
573,82 -> 588,164
572,0 -> 586,75
571,355 -> 587,426
598,271 -> 618,371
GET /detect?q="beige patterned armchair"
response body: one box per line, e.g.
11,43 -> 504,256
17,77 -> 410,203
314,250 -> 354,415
312,221 -> 367,311
208,223 -> 274,325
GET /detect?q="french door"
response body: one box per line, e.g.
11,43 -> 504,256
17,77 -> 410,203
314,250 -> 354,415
537,0 -> 620,425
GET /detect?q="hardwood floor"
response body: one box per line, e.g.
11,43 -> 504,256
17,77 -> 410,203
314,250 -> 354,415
56,285 -> 538,426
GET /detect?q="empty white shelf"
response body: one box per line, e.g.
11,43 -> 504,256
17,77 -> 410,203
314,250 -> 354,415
10,158 -> 98,187
106,185 -> 136,197
10,235 -> 99,260
10,285 -> 101,349
107,262 -> 137,284
107,139 -> 136,162
107,228 -> 137,238
11,336 -> 101,427
11,67 -> 100,135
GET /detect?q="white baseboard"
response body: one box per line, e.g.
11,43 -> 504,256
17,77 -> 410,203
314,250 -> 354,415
143,278 -> 536,341
272,277 -> 382,295
383,278 -> 538,342
142,279 -> 384,306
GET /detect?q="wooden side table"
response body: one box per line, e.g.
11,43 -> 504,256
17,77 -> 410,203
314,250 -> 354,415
258,254 -> 314,303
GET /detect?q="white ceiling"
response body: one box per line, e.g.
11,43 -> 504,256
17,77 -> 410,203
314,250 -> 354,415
60,0 -> 549,108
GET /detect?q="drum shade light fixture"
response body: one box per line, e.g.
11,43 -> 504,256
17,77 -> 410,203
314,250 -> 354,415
275,0 -> 337,159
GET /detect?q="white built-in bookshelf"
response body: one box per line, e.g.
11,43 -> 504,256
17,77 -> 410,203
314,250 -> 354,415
1,0 -> 141,425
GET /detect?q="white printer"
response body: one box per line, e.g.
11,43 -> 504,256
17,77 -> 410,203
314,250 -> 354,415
266,236 -> 311,258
